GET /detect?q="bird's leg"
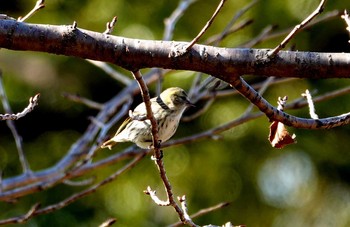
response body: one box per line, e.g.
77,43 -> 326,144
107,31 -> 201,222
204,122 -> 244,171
150,140 -> 163,161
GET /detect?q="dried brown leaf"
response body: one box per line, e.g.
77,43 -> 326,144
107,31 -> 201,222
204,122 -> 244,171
269,121 -> 296,149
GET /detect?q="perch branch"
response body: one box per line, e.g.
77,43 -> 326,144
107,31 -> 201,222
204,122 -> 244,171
132,71 -> 197,226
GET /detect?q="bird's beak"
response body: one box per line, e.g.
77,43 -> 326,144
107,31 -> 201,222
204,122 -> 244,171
186,98 -> 195,107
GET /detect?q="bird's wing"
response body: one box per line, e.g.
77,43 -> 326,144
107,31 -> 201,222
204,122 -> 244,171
132,98 -> 158,117
114,117 -> 132,136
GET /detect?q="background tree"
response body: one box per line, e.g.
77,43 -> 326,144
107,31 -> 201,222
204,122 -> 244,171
0,0 -> 350,226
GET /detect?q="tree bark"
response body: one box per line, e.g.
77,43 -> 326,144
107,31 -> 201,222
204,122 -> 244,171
0,19 -> 349,83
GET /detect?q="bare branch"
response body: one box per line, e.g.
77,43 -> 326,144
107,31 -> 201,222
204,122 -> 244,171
240,25 -> 276,48
230,76 -> 350,129
0,203 -> 41,225
99,218 -> 117,227
0,75 -> 39,174
104,16 -> 117,34
163,0 -> 197,41
341,10 -> 350,43
302,89 -> 319,119
131,70 -> 198,226
0,93 -> 40,121
277,96 -> 288,111
18,0 -> 45,22
268,0 -> 327,57
178,195 -> 194,224
62,92 -> 104,110
170,202 -> 231,227
144,186 -> 170,206
63,177 -> 94,186
205,19 -> 253,45
287,85 -> 350,109
256,10 -> 340,45
0,155 -> 144,225
72,21 -> 77,29
1,20 -> 350,79
0,71 -> 40,121
186,0 -> 227,51
206,0 -> 259,45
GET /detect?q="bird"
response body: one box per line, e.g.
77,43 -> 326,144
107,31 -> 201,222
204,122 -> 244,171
101,87 -> 193,149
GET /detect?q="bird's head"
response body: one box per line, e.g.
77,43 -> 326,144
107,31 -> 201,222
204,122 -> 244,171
160,87 -> 194,109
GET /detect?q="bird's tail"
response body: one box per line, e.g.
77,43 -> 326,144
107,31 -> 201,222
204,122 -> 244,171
101,139 -> 117,150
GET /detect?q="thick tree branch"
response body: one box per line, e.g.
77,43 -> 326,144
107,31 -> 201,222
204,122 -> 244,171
0,20 -> 349,81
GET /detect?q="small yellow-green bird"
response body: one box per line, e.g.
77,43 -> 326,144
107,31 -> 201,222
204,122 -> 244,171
101,87 -> 193,149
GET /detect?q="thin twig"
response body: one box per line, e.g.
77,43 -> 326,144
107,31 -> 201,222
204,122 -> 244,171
99,218 -> 117,227
164,0 -> 197,41
131,70 -> 197,226
268,0 -> 327,57
240,25 -> 276,48
207,0 -> 259,45
62,92 -> 104,110
63,177 -> 94,186
277,96 -> 288,111
255,10 -> 340,44
160,0 -> 198,100
170,202 -> 230,227
104,16 -> 118,34
186,0 -> 227,51
341,10 -> 350,43
18,0 -> 45,22
185,0 -> 259,122
0,93 -> 40,121
0,203 -> 41,224
144,186 -> 170,206
0,75 -> 34,174
302,89 -> 319,119
287,85 -> 350,109
205,19 -> 254,45
178,195 -> 192,222
87,60 -> 132,85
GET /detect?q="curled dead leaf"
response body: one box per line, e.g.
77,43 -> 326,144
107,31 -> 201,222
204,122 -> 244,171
269,121 -> 296,149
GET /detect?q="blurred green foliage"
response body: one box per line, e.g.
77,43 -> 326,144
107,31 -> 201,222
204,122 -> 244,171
1,0 -> 350,226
